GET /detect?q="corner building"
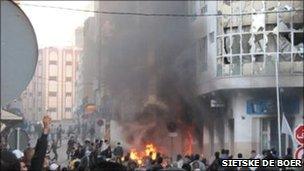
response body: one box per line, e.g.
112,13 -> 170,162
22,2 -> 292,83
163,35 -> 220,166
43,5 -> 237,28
191,1 -> 303,158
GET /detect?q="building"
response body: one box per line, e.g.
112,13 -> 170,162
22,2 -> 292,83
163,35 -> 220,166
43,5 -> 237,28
21,47 -> 81,121
75,27 -> 84,49
187,0 -> 303,158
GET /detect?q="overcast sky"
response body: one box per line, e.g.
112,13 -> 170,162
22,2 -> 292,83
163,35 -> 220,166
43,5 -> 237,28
19,1 -> 93,48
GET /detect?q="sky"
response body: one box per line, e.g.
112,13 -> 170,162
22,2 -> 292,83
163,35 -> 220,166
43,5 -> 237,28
19,1 -> 94,48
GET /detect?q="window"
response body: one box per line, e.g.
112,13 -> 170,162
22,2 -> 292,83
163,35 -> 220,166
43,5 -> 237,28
48,91 -> 57,96
49,76 -> 57,81
38,92 -> 42,96
49,65 -> 58,76
231,56 -> 240,75
66,77 -> 72,82
66,96 -> 72,107
66,66 -> 72,77
49,81 -> 57,92
49,61 -> 57,65
217,58 -> 222,76
66,92 -> 72,97
232,35 -> 240,54
223,57 -> 231,76
66,61 -> 73,65
66,54 -> 72,61
48,107 -> 57,112
49,51 -> 58,61
279,54 -> 292,74
65,108 -> 72,112
242,55 -> 252,76
265,54 -> 275,75
253,55 -> 265,75
49,97 -> 57,107
66,82 -> 72,92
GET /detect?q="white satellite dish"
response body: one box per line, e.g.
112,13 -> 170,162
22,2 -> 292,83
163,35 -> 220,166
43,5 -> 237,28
1,1 -> 38,106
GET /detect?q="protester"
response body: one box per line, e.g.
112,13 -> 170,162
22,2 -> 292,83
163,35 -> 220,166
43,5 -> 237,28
56,124 -> 63,146
51,139 -> 59,161
190,154 -> 206,171
30,115 -> 52,171
100,139 -> 111,159
3,112 -> 299,171
207,151 -> 221,171
113,142 -> 124,163
173,154 -> 184,168
67,136 -> 76,159
250,150 -> 257,159
148,156 -> 163,171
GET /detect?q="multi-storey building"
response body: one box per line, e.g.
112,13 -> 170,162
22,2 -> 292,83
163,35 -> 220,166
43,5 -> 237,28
188,0 -> 303,158
21,47 -> 81,121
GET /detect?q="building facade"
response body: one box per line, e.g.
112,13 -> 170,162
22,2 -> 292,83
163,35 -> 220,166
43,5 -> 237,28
21,47 -> 81,121
189,0 -> 303,158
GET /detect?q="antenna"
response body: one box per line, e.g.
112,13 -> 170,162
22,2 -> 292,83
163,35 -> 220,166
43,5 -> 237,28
1,0 -> 38,106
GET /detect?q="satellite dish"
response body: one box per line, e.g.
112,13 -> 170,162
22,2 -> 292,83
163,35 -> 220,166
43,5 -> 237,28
1,1 -> 38,106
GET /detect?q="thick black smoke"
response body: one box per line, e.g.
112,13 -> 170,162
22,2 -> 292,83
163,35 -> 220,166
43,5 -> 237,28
98,1 -> 205,152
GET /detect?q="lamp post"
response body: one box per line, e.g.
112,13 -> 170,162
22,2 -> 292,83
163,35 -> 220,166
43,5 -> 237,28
275,47 -> 282,157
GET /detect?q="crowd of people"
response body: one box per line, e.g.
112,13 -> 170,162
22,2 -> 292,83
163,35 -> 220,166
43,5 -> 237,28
1,115 -> 303,171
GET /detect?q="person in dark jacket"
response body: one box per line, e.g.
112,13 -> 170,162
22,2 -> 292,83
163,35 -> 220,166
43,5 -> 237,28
30,115 -> 52,171
113,142 -> 124,163
100,139 -> 111,159
207,151 -> 222,171
150,157 -> 164,171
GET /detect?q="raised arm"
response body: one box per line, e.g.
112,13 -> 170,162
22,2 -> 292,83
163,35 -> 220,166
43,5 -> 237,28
30,115 -> 51,171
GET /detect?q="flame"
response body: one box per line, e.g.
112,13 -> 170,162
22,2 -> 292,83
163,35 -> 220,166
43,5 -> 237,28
130,143 -> 158,166
184,128 -> 193,155
145,144 -> 157,160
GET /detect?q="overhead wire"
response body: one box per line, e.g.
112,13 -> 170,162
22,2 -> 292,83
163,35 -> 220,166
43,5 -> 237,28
19,3 -> 303,17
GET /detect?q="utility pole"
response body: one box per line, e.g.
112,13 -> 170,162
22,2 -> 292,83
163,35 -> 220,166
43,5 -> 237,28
275,34 -> 282,157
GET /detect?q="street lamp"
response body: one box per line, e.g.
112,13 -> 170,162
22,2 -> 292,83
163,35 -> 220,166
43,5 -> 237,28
275,41 -> 282,157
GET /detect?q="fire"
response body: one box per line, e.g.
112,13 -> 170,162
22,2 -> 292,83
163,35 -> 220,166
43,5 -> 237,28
184,128 -> 193,155
144,144 -> 157,160
130,143 -> 158,165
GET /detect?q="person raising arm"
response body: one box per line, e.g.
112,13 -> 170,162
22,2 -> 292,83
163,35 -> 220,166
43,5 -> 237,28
30,115 -> 52,171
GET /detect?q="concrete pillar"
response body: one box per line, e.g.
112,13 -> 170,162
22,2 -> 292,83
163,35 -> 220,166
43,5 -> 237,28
231,92 -> 253,157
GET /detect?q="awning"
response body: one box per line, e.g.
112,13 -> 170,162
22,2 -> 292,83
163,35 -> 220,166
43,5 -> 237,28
1,109 -> 23,120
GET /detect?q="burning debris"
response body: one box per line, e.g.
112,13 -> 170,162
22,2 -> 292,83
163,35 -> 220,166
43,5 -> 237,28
129,143 -> 158,166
